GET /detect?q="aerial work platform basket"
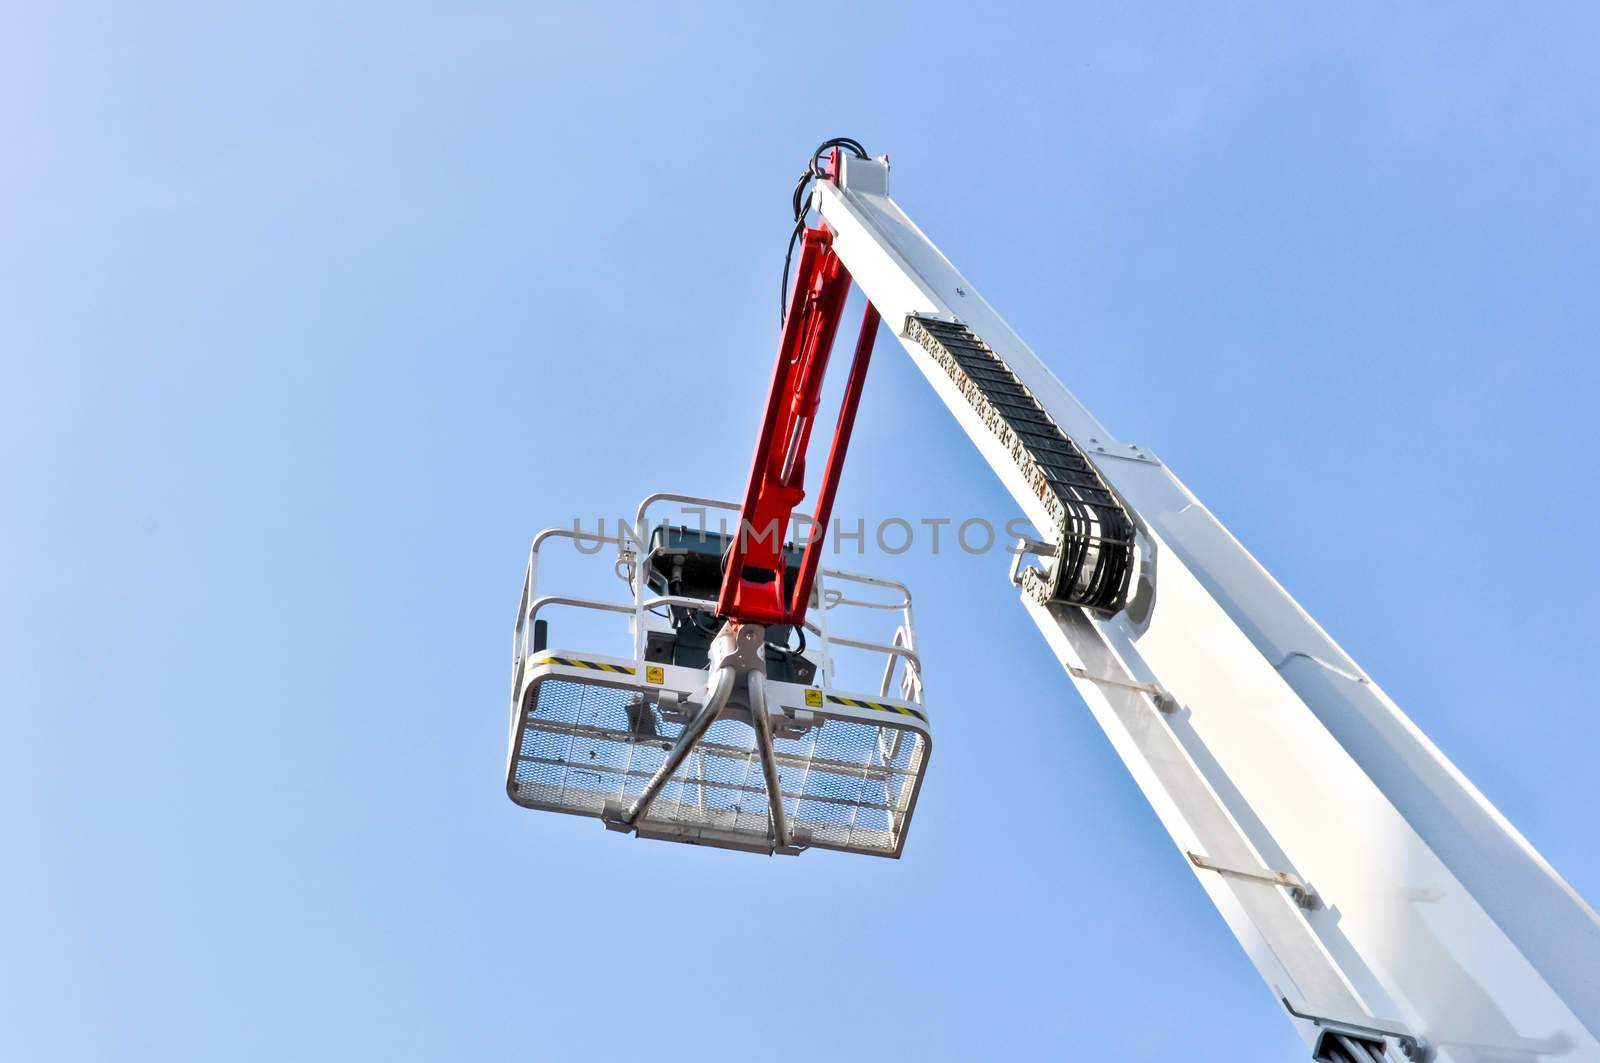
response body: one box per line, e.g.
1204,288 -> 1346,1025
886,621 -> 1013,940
507,494 -> 931,858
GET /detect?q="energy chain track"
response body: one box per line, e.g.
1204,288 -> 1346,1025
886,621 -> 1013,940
903,315 -> 1134,613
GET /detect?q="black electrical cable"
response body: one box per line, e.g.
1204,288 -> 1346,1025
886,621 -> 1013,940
780,138 -> 869,324
764,621 -> 808,660
689,610 -> 723,639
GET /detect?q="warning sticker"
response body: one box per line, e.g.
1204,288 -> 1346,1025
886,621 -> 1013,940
645,664 -> 665,685
537,655 -> 636,675
804,688 -> 823,708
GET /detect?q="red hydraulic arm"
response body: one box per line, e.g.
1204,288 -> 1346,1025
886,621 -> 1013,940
717,216 -> 880,627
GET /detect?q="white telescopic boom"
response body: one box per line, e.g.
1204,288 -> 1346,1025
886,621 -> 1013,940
817,153 -> 1600,1063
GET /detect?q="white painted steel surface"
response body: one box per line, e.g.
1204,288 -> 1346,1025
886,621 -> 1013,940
818,154 -> 1600,1061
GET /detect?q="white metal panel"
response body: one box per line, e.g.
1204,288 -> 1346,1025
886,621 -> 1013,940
819,154 -> 1600,1060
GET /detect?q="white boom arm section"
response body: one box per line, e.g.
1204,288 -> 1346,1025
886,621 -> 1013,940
818,154 -> 1600,1063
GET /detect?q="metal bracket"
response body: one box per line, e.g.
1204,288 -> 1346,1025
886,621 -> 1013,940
1281,996 -> 1430,1061
1065,665 -> 1175,713
1081,436 -> 1161,466
1008,537 -> 1055,589
655,689 -> 691,724
770,706 -> 820,739
1278,651 -> 1370,685
1187,850 -> 1320,910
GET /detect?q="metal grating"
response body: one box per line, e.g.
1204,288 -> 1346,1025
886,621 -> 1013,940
510,677 -> 928,856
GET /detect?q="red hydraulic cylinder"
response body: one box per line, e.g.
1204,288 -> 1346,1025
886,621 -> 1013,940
717,225 -> 878,626
788,301 -> 879,623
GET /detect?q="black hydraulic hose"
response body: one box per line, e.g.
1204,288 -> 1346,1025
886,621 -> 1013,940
780,137 -> 870,324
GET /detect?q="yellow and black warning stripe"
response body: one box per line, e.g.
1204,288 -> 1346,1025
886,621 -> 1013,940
536,655 -> 637,675
825,694 -> 928,724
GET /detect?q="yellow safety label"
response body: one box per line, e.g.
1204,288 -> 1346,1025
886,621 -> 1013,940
645,664 -> 665,685
804,688 -> 823,708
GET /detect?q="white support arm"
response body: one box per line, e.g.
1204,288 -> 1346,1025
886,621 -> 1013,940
818,153 -> 1600,1062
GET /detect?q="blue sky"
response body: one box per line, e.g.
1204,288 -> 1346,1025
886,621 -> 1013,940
4,3 -> 1598,1060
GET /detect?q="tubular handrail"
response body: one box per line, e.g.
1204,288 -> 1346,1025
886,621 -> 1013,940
632,493 -> 823,556
880,626 -> 915,699
525,594 -> 634,625
801,623 -> 923,675
516,494 -> 926,710
633,492 -> 741,538
639,593 -> 719,615
531,526 -> 621,554
821,567 -> 913,596
823,593 -> 906,611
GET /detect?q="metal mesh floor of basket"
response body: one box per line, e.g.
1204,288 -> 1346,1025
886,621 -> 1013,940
509,675 -> 929,857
